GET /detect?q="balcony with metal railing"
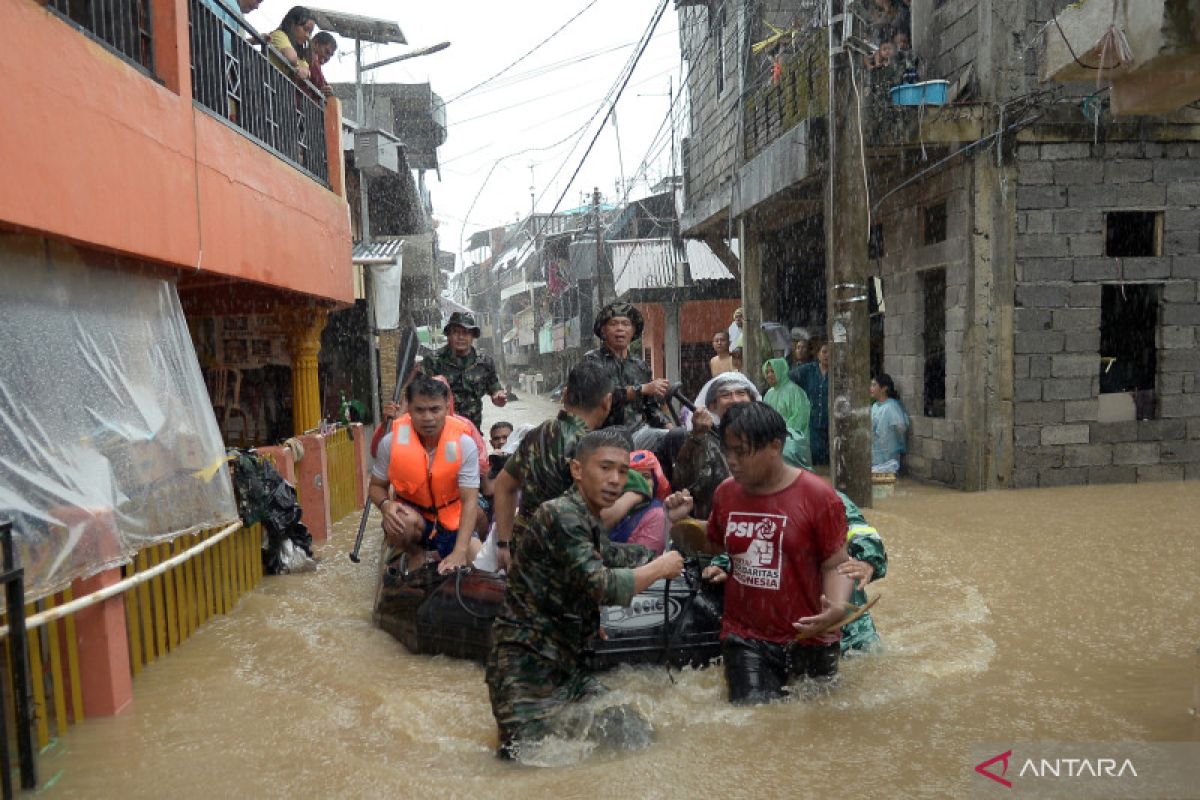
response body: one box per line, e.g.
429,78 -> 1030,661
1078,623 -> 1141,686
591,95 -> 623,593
187,0 -> 328,184
45,0 -> 155,75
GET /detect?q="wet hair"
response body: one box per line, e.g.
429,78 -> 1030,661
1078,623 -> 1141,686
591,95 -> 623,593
575,428 -> 633,462
563,361 -> 614,411
713,330 -> 730,341
874,372 -> 898,400
489,421 -> 513,436
720,401 -> 787,452
312,31 -> 336,49
405,375 -> 450,404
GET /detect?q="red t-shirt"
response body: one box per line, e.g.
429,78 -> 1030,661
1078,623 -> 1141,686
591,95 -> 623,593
707,470 -> 847,645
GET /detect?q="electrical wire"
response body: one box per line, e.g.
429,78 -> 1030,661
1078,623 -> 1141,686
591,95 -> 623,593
445,0 -> 605,104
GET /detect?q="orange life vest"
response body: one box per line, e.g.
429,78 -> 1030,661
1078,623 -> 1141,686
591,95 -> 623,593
387,414 -> 470,531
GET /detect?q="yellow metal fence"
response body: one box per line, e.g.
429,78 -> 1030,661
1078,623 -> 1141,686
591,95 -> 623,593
325,426 -> 360,522
2,523 -> 262,751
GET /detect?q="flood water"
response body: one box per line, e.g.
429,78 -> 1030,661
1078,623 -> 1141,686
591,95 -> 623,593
41,395 -> 1198,797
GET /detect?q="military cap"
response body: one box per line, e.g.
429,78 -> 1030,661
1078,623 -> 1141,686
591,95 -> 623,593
592,301 -> 644,340
443,311 -> 481,337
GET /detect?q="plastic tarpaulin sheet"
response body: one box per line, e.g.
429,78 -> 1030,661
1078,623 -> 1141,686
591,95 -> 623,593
0,241 -> 238,601
370,259 -> 404,330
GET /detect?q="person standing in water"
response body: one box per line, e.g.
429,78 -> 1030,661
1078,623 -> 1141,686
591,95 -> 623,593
870,373 -> 909,474
486,428 -> 684,759
422,312 -> 506,433
709,330 -> 735,377
584,302 -> 671,439
701,401 -> 851,704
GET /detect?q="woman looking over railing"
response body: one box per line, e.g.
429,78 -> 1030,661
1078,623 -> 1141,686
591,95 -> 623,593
268,5 -> 316,83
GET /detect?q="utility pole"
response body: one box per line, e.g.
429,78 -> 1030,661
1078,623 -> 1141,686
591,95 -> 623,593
825,0 -> 872,507
594,187 -> 615,306
355,38 -> 382,427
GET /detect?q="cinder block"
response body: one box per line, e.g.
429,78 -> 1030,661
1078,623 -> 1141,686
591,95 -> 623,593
1160,440 -> 1200,463
1073,258 -> 1120,281
1161,392 -> 1200,418
1166,182 -> 1200,205
1014,425 -> 1041,447
1064,330 -> 1101,352
1121,258 -> 1172,280
1016,234 -> 1069,259
1018,185 -> 1068,210
1064,399 -> 1099,422
1087,465 -> 1138,484
1015,380 -> 1044,402
1014,355 -> 1031,379
1067,283 -> 1101,307
1171,256 -> 1200,278
1055,160 -> 1102,184
1112,441 -> 1161,465
1014,331 -> 1065,354
1188,419 -> 1200,439
1018,258 -> 1070,283
1155,159 -> 1200,182
1012,307 -> 1051,331
1071,182 -> 1165,208
1043,378 -> 1094,400
1015,283 -> 1069,308
1164,231 -> 1200,256
1050,353 -> 1099,378
1062,443 -> 1112,467
1104,160 -> 1153,183
1041,142 -> 1092,160
1162,281 -> 1197,303
1068,234 -> 1103,257
1018,162 -> 1055,186
1015,401 -> 1065,425
1054,210 -> 1102,235
1052,308 -> 1099,332
1030,355 -> 1053,378
1136,464 -> 1185,482
1091,421 -> 1139,443
1160,303 -> 1200,326
1160,349 -> 1200,373
1041,424 -> 1090,445
1039,467 -> 1088,487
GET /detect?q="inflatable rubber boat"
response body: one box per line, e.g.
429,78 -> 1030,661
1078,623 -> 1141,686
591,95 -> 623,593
372,551 -> 724,671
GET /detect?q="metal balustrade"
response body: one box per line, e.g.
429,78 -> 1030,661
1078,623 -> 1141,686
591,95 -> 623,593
188,0 -> 329,185
47,0 -> 155,74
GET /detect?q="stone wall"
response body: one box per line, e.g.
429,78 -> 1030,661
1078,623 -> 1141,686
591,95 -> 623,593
1012,140 -> 1200,486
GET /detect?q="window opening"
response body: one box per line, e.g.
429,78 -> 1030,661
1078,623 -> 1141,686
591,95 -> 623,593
922,269 -> 946,418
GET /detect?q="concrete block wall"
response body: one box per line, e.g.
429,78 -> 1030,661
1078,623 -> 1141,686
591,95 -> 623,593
875,164 -> 973,487
678,3 -> 740,219
1012,140 -> 1200,487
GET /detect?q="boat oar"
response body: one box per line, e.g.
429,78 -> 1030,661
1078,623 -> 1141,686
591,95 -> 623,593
795,593 -> 881,640
350,326 -> 419,563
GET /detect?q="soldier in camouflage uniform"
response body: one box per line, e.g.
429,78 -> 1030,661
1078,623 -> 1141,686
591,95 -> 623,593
421,311 -> 504,432
491,361 -> 652,572
583,302 -> 672,436
485,428 -> 683,760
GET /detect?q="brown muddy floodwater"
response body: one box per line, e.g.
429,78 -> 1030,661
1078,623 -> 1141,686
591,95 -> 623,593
39,400 -> 1199,798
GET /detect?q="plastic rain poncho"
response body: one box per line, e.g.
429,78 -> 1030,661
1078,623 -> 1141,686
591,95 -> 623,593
762,358 -> 811,439
870,397 -> 909,470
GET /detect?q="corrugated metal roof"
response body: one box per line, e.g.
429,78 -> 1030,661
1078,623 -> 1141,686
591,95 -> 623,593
352,239 -> 404,263
610,238 -> 735,295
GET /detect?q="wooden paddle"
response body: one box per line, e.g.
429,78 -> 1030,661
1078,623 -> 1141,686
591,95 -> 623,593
795,593 -> 881,640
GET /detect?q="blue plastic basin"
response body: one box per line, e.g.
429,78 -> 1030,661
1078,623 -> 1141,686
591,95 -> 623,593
890,80 -> 949,106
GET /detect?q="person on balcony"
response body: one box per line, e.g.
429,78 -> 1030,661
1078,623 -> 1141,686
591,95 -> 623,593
583,302 -> 671,448
268,5 -> 316,83
367,376 -> 481,575
422,312 -> 506,433
307,31 -> 337,97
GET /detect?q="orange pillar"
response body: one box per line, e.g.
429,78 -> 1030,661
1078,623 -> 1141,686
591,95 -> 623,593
283,308 -> 328,435
256,445 -> 296,485
297,433 -> 332,542
73,569 -> 133,717
324,96 -> 346,198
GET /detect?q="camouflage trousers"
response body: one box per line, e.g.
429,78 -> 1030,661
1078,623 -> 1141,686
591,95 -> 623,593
485,643 -> 651,760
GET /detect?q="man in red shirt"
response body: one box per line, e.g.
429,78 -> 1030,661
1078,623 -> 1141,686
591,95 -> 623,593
701,401 -> 852,704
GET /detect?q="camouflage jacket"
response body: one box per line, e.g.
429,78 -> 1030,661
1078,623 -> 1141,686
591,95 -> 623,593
491,485 -> 654,667
421,345 -> 500,431
583,346 -> 672,431
503,410 -> 652,539
840,491 -> 887,653
503,410 -> 587,538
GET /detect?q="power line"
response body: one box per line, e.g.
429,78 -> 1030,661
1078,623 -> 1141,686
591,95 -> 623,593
445,0 -> 605,105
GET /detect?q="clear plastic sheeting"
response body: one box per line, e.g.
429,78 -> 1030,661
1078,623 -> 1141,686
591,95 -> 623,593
0,238 -> 237,602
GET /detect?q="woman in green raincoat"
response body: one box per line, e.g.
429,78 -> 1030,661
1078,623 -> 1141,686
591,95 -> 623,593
762,357 -> 811,440
836,491 -> 887,653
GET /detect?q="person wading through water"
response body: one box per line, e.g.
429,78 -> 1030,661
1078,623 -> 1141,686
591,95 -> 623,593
486,428 -> 684,760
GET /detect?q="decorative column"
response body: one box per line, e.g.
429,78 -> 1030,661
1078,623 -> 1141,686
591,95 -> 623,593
282,308 -> 328,435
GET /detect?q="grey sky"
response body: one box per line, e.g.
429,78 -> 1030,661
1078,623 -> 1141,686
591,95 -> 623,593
248,1 -> 685,266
